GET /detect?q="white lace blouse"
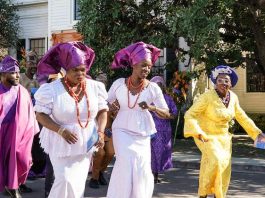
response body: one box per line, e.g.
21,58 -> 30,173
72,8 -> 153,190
34,78 -> 108,157
108,78 -> 169,136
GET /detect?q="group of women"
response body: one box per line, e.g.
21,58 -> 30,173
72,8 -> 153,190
33,41 -> 264,198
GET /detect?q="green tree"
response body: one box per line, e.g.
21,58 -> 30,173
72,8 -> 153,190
76,0 -> 176,79
77,0 -> 265,76
167,0 -> 265,73
0,0 -> 19,48
77,0 -> 265,139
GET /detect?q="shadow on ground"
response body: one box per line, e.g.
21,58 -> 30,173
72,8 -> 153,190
2,167 -> 265,198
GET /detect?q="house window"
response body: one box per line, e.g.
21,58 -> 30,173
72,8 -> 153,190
30,38 -> 45,58
152,49 -> 165,76
74,0 -> 81,20
246,56 -> 265,92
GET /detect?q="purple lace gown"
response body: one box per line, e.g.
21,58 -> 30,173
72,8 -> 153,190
151,93 -> 178,173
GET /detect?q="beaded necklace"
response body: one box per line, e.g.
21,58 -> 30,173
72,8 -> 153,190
64,77 -> 90,128
127,77 -> 145,109
215,89 -> 230,108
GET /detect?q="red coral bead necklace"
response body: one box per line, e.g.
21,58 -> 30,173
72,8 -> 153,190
127,76 -> 145,109
64,77 -> 90,128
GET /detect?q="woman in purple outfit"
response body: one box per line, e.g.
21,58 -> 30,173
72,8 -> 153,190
150,76 -> 178,183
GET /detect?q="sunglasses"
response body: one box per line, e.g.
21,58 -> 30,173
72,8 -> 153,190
216,78 -> 231,86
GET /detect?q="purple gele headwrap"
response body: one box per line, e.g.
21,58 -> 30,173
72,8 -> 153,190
0,55 -> 20,73
111,41 -> 161,69
37,42 -> 95,85
210,65 -> 238,87
150,76 -> 166,87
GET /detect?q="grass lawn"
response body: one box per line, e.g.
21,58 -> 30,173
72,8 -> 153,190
173,135 -> 265,158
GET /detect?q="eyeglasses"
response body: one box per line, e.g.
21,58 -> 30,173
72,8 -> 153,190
216,78 -> 231,86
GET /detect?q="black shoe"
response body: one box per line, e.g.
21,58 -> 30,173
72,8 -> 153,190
153,173 -> 161,184
154,178 -> 161,184
89,178 -> 100,189
45,191 -> 50,198
5,188 -> 22,198
3,189 -> 9,196
19,184 -> 32,193
98,172 -> 108,185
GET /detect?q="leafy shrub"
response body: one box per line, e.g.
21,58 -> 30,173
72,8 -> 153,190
230,113 -> 265,134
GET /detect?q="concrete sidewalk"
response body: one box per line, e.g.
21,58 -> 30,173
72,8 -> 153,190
172,151 -> 265,172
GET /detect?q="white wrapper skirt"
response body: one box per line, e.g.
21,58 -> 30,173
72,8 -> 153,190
48,153 -> 92,198
107,129 -> 154,198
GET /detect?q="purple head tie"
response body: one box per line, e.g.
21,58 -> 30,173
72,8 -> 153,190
37,42 -> 95,85
111,41 -> 161,69
210,65 -> 238,87
0,55 -> 20,73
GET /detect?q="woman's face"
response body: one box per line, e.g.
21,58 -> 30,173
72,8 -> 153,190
1,72 -> 20,87
66,64 -> 87,85
132,59 -> 152,79
215,74 -> 232,95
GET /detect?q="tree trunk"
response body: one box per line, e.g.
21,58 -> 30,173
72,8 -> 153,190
248,7 -> 265,72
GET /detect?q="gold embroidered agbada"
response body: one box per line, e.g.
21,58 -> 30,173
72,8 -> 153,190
184,89 -> 261,198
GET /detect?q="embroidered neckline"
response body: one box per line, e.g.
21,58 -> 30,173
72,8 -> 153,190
215,89 -> 230,108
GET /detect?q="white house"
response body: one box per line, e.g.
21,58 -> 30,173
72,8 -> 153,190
11,0 -> 82,59
11,0 -> 48,59
48,0 -> 82,47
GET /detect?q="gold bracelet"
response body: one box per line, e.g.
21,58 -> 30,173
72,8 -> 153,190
57,127 -> 66,136
153,106 -> 157,112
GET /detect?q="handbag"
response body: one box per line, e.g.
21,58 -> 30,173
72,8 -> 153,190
87,126 -> 99,152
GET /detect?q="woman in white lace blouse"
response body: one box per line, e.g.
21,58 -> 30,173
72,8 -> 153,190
106,42 -> 170,198
34,42 -> 108,198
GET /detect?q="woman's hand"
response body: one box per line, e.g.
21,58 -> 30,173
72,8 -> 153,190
138,101 -> 150,110
258,133 -> 265,142
139,101 -> 170,119
36,113 -> 78,144
95,135 -> 105,149
61,129 -> 78,144
108,101 -> 120,115
198,134 -> 209,143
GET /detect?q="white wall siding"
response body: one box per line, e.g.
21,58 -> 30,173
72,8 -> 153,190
17,4 -> 48,39
232,67 -> 265,113
12,0 -> 48,5
49,0 -> 76,32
